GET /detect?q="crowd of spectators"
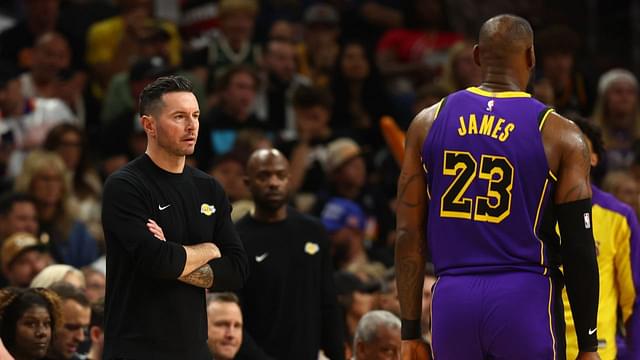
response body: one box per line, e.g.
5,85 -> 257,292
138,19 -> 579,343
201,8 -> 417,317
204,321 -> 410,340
0,0 -> 636,359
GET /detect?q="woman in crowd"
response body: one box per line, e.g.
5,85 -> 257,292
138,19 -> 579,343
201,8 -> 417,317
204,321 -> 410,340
592,68 -> 640,170
14,151 -> 99,267
30,264 -> 85,290
43,124 -> 103,245
0,287 -> 61,360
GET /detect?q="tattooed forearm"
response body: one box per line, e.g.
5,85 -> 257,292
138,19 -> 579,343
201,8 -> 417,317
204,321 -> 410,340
398,172 -> 425,208
178,264 -> 214,288
395,228 -> 426,319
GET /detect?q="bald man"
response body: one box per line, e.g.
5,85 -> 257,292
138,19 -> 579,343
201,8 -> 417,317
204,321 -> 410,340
234,149 -> 344,360
395,14 -> 600,360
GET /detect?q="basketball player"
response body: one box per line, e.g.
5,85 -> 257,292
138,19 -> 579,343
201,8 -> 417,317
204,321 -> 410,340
395,15 -> 600,360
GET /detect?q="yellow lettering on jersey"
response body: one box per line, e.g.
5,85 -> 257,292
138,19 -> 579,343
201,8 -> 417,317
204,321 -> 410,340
458,116 -> 467,136
468,114 -> 478,134
479,115 -> 495,136
499,123 -> 516,142
491,118 -> 506,139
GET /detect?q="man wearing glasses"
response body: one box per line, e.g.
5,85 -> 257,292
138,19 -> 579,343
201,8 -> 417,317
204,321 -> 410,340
45,282 -> 91,360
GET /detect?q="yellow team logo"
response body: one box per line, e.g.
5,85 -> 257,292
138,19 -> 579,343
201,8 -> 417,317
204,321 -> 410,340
200,203 -> 216,216
304,242 -> 319,255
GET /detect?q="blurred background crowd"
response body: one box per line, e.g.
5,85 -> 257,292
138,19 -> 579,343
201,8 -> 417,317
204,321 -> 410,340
0,0 -> 637,359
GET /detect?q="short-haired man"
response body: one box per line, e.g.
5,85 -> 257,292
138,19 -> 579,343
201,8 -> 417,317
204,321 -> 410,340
207,292 -> 243,360
1,232 -> 49,288
353,310 -> 401,360
102,75 -> 248,359
0,192 -> 39,242
47,282 -> 92,360
235,148 -> 344,359
86,299 -> 104,360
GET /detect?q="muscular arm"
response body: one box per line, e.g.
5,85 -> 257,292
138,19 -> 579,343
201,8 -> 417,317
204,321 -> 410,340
544,114 -> 599,353
395,106 -> 435,336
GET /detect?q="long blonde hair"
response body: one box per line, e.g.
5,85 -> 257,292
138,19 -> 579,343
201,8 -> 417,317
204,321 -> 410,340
592,69 -> 640,146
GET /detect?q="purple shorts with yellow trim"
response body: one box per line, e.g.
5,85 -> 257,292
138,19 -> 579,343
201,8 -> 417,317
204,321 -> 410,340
431,272 -> 563,360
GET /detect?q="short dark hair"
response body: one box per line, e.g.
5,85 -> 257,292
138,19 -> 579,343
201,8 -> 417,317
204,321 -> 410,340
0,192 -> 36,216
206,292 -> 240,306
49,281 -> 90,308
90,298 -> 104,329
292,85 -> 333,110
139,75 -> 194,116
216,64 -> 260,93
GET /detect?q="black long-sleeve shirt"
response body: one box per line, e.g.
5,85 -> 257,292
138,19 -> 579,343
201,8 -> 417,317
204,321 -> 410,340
102,154 -> 248,359
235,208 -> 345,360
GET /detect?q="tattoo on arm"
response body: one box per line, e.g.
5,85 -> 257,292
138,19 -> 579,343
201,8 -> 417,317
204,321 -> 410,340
398,172 -> 424,208
178,264 -> 214,288
395,228 -> 426,319
561,133 -> 592,202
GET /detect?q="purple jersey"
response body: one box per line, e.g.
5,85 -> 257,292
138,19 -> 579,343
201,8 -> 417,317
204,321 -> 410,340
422,87 -> 555,276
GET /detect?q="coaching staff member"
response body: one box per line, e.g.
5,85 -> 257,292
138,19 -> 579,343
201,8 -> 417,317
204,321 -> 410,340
101,75 -> 249,359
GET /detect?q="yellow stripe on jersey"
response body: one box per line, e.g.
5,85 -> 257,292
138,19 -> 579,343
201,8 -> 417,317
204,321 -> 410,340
466,86 -> 532,98
534,179 -> 550,274
538,108 -> 555,131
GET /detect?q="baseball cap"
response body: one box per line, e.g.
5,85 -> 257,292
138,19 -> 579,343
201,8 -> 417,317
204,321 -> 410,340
1,232 -> 46,267
325,137 -> 361,174
304,4 -> 339,25
333,271 -> 380,296
321,197 -> 366,233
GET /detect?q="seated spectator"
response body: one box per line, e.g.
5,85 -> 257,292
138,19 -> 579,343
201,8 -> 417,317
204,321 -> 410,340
334,271 -> 379,347
86,299 -> 104,360
14,151 -> 99,267
439,40 -> 481,93
592,68 -> 640,170
30,264 -> 85,290
0,287 -> 62,360
268,19 -> 295,43
321,197 -> 370,270
43,124 -> 103,246
85,0 -> 182,98
20,32 -> 86,125
187,0 -> 260,91
208,153 -> 250,203
352,310 -> 401,360
331,40 -> 391,151
0,62 -> 75,177
413,83 -> 449,117
1,232 -> 50,288
298,4 -> 341,88
47,282 -> 91,360
276,85 -> 335,196
376,0 -> 462,116
255,39 -> 311,133
195,64 -> 264,168
0,192 -> 39,244
535,25 -> 593,116
80,267 -> 105,305
0,0 -> 61,70
206,292 -> 243,360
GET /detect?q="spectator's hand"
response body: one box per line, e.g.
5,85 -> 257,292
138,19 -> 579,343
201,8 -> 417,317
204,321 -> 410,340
147,219 -> 166,241
401,339 -> 430,360
576,352 -> 600,360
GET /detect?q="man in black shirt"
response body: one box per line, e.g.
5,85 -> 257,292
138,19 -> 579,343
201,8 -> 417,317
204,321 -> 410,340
235,149 -> 344,360
101,75 -> 248,359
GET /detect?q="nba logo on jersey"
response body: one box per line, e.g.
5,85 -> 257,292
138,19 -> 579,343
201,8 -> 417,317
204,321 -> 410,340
584,213 -> 591,229
486,99 -> 495,112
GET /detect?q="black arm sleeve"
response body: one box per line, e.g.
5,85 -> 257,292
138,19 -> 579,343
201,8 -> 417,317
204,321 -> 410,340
209,195 -> 249,291
102,176 -> 186,279
557,198 -> 599,352
318,227 -> 346,360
